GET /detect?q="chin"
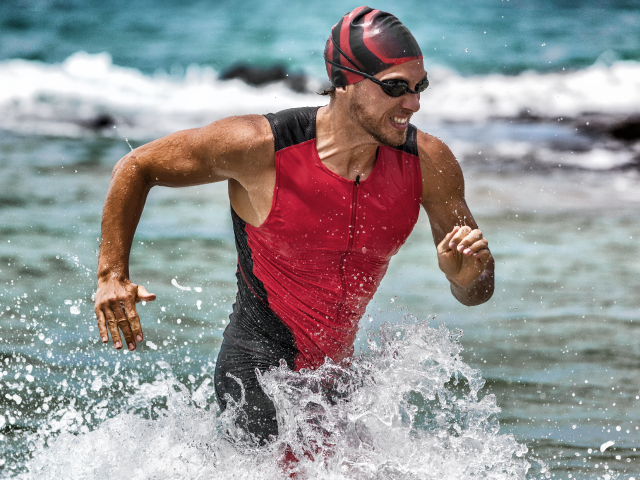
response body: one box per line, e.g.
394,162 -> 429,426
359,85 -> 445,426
371,127 -> 407,147
348,94 -> 409,147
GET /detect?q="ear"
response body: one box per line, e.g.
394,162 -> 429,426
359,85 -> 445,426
335,83 -> 357,101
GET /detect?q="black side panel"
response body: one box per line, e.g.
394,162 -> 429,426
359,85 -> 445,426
231,205 -> 269,304
265,106 -> 318,152
390,123 -> 419,157
223,207 -> 297,366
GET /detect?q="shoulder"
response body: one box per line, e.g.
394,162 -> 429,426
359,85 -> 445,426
189,114 -> 275,180
195,114 -> 273,159
415,128 -> 464,203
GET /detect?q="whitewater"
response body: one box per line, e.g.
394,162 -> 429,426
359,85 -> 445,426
1,52 -> 640,139
12,319 -> 552,480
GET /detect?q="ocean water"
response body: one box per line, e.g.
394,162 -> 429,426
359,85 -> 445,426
1,0 -> 640,478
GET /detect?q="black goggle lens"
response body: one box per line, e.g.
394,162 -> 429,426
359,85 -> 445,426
379,76 -> 429,97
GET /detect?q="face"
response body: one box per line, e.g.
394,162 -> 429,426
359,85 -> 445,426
346,59 -> 426,147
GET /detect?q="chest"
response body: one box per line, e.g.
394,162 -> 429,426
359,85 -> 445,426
252,140 -> 422,260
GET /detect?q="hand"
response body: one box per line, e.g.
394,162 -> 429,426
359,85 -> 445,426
94,276 -> 156,351
437,226 -> 491,289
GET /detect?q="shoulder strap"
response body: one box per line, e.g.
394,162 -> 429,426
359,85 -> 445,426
389,124 -> 418,157
265,106 -> 318,152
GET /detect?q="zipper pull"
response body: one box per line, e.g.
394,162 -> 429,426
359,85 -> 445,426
355,175 -> 360,186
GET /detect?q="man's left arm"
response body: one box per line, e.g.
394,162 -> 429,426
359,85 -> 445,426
417,131 -> 494,306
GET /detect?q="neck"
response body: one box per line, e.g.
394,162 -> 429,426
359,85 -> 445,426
315,99 -> 380,181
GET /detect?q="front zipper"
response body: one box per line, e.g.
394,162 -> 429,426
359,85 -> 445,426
336,175 -> 360,320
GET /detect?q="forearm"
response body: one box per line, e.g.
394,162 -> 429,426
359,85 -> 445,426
447,257 -> 495,306
97,154 -> 152,281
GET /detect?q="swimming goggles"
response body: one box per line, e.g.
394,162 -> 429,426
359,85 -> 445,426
325,36 -> 429,97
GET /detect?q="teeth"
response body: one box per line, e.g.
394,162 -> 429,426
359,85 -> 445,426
391,116 -> 408,124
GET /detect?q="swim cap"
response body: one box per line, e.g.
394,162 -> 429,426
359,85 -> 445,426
324,6 -> 423,87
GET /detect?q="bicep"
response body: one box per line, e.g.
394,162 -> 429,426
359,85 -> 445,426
418,134 -> 478,246
118,115 -> 271,188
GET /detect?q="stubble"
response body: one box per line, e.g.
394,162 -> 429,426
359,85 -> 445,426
347,87 -> 408,147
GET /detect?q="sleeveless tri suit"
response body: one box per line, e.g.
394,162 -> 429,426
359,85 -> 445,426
214,106 -> 423,443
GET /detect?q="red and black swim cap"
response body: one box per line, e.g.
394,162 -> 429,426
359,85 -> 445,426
324,6 -> 423,87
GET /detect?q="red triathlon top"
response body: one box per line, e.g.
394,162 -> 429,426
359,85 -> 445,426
225,106 -> 422,371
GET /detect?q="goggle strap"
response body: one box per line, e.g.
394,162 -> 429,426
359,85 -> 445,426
324,57 -> 380,84
329,35 -> 366,72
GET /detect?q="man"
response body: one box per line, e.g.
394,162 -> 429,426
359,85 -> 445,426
94,6 -> 494,445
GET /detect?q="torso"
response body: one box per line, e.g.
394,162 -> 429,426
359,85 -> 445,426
229,106 -> 383,228
224,106 -> 423,370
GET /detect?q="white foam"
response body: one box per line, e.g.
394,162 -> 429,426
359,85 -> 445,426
1,52 -> 640,139
17,320 -> 542,480
171,278 -> 191,291
415,61 -> 640,123
600,440 -> 615,452
0,52 -> 318,139
448,138 -> 637,170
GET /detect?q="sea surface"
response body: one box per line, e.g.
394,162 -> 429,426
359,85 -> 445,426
1,0 -> 640,478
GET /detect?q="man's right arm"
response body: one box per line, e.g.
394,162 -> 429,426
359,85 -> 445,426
417,131 -> 495,306
94,115 -> 273,351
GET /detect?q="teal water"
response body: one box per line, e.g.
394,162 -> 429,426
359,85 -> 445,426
1,1 -> 640,478
2,0 -> 640,76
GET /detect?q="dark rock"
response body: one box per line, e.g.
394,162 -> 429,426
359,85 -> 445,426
220,63 -> 308,93
82,113 -> 116,130
517,109 -> 544,122
609,118 -> 640,141
577,114 -> 640,143
285,73 -> 308,94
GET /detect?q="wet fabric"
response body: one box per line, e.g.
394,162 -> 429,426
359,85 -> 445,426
214,106 -> 422,442
214,339 -> 280,445
229,106 -> 422,370
324,6 -> 423,87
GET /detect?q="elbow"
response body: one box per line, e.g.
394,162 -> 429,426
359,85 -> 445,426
458,283 -> 494,307
111,152 -> 153,190
451,264 -> 495,306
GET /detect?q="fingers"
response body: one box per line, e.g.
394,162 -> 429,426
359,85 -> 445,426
95,279 -> 154,351
473,247 -> 492,263
104,307 -> 123,349
123,298 -> 143,343
118,316 -> 137,351
447,226 -> 488,257
107,296 -> 134,351
96,309 -> 109,344
463,238 -> 489,257
99,302 -> 139,351
437,226 -> 460,254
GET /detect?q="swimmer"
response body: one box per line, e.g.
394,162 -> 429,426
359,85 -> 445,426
94,6 -> 494,445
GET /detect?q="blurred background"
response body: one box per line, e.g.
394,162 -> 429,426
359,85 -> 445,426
0,0 -> 639,478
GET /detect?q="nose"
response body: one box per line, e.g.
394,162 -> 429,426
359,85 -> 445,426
400,91 -> 421,113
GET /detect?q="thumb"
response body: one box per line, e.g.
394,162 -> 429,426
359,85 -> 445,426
437,226 -> 459,254
136,285 -> 156,302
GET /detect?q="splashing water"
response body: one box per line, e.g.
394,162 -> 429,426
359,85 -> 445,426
257,320 -> 533,479
11,319 -> 554,480
10,318 -> 626,480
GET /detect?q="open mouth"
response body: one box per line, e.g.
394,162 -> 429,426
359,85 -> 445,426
390,115 -> 409,130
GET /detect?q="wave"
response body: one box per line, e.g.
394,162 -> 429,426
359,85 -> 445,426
13,320 -> 560,480
1,52 -> 640,140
